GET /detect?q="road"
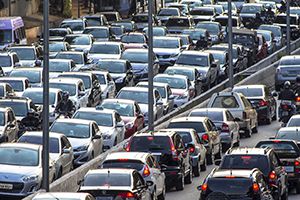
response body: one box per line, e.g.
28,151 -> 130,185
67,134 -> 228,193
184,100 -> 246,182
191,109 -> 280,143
165,120 -> 300,200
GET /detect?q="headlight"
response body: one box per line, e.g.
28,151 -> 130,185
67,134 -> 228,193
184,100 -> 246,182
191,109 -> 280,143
115,77 -> 124,83
125,122 -> 134,129
76,145 -> 89,151
170,53 -> 179,58
22,175 -> 38,182
103,134 -> 112,140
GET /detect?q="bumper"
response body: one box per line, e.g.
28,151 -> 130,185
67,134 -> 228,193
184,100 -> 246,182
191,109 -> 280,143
238,119 -> 250,130
0,180 -> 39,197
190,155 -> 200,167
220,133 -> 232,146
256,106 -> 269,121
73,150 -> 90,166
162,167 -> 183,187
286,172 -> 300,183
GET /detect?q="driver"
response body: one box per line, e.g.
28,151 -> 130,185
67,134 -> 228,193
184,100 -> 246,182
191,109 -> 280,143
55,91 -> 75,117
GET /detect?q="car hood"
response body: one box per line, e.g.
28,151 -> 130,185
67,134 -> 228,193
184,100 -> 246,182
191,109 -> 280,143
20,60 -> 35,67
153,48 -> 180,55
0,126 -> 5,132
99,126 -> 115,135
0,165 -> 39,180
131,63 -> 148,72
68,137 -> 90,148
88,53 -> 120,60
49,72 -> 62,79
70,45 -> 90,52
50,153 -> 60,162
109,73 -> 126,81
49,36 -> 65,42
123,43 -> 146,49
240,13 -> 256,19
138,103 -> 149,114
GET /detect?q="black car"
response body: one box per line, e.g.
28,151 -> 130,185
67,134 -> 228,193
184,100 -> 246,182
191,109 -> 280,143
217,147 -> 288,200
274,14 -> 300,40
125,130 -> 192,191
240,3 -> 266,29
198,168 -> 274,200
233,85 -> 277,124
256,139 -> 300,194
165,16 -> 195,34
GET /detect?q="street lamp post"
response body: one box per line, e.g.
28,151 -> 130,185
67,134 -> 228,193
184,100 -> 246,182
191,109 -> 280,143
286,0 -> 291,55
228,0 -> 234,89
148,0 -> 154,131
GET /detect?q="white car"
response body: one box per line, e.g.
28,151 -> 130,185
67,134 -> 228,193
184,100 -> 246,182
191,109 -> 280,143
88,41 -> 124,61
33,192 -> 95,200
93,71 -> 116,99
64,34 -> 93,52
50,119 -> 103,166
0,77 -> 30,96
73,107 -> 125,151
9,67 -> 43,87
22,87 -> 63,123
60,18 -> 87,34
18,131 -> 74,179
286,114 -> 300,127
49,78 -> 89,109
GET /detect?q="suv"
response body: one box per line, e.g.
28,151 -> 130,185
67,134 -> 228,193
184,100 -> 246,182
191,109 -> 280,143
256,139 -> 300,194
207,92 -> 258,138
218,147 -> 288,200
125,130 -> 192,191
199,168 -> 273,200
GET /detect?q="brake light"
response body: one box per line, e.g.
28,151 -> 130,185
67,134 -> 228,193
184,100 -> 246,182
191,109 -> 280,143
269,171 -> 277,181
225,175 -> 235,178
259,100 -> 268,107
169,138 -> 179,161
243,111 -> 247,119
295,160 -> 300,173
221,123 -> 230,133
117,192 -> 136,198
143,165 -> 150,177
201,183 -> 208,191
118,158 -> 129,161
252,183 -> 260,193
296,97 -> 300,102
202,134 -> 209,141
273,140 -> 281,143
189,145 -> 195,153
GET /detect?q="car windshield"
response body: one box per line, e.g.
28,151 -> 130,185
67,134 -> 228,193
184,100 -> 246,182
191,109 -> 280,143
189,111 -> 224,121
130,136 -> 171,152
117,90 -> 148,104
257,142 -> 300,159
132,15 -> 148,23
0,80 -> 23,92
0,112 -> 5,126
276,131 -> 300,141
153,38 -> 179,48
59,74 -> 91,88
0,30 -> 12,44
56,53 -> 83,65
211,96 -> 239,108
96,74 -> 106,84
83,173 -> 131,187
168,122 -> 206,133
121,51 -> 148,63
0,56 -> 12,67
49,29 -> 68,37
64,36 -> 90,45
176,54 -> 209,66
97,60 -> 126,73
104,14 -> 117,21
211,53 -> 226,65
103,160 -> 144,171
287,118 -> 300,127
258,32 -> 271,42
0,101 -> 28,116
83,28 -> 109,38
241,5 -> 261,13
190,9 -> 214,16
144,28 -> 166,37
49,83 -> 76,96
154,76 -> 187,89
232,34 -> 255,48
196,23 -> 219,35
49,43 -> 65,52
221,155 -> 270,175
85,18 -> 102,26
10,48 -> 35,60
22,91 -> 56,105
90,44 -> 120,54
50,122 -> 90,138
60,21 -> 83,31
233,88 -> 263,97
215,17 -> 238,27
165,68 -> 195,80
110,26 -> 123,35
49,61 -> 71,72
182,30 -> 206,40
207,178 -> 252,194
259,26 -> 281,38
0,147 -> 39,166
137,84 -> 167,98
73,111 -> 113,127
166,18 -> 190,27
18,136 -> 59,153
101,102 -> 134,117
290,8 -> 300,15
158,9 -> 179,16
112,22 -> 132,31
279,59 -> 300,66
10,70 -> 41,83
121,35 -> 145,43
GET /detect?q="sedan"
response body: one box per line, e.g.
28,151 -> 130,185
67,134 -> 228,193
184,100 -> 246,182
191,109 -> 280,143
143,26 -> 168,37
48,59 -> 76,78
156,7 -> 181,25
18,131 -> 74,179
258,24 -> 284,50
83,26 -> 113,41
0,107 -> 19,143
0,77 -> 30,97
63,34 -> 93,52
55,51 -> 91,69
49,41 -> 71,58
50,119 -> 103,166
88,42 -> 123,61
196,21 -> 223,44
33,192 -> 95,200
121,32 -> 148,49
287,114 -> 300,127
9,68 -> 43,87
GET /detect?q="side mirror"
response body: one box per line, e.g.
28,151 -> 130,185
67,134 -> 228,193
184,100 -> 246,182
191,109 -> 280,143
146,181 -> 154,187
63,148 -> 71,154
234,117 -> 241,122
92,135 -> 102,140
215,159 -> 221,166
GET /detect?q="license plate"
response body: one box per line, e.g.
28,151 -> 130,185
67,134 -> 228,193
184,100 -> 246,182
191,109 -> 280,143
0,183 -> 13,190
285,166 -> 294,173
96,197 -> 113,200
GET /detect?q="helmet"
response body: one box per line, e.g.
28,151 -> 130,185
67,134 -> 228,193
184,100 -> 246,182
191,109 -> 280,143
27,109 -> 35,117
296,75 -> 300,83
62,91 -> 69,101
284,81 -> 291,89
35,60 -> 42,67
267,7 -> 272,11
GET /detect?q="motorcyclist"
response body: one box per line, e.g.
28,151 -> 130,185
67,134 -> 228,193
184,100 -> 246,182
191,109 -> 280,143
195,35 -> 208,50
254,13 -> 262,27
279,81 -> 296,101
265,7 -> 275,22
55,91 -> 75,117
278,0 -> 287,13
20,109 -> 40,128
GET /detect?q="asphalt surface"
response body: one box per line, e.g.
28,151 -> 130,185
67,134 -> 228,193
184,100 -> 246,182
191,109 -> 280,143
165,120 -> 300,200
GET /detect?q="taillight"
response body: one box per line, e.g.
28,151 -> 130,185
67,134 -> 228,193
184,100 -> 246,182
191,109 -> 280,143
189,145 -> 195,153
296,97 -> 300,102
169,138 -> 179,161
221,123 -> 230,133
117,192 -> 136,198
252,183 -> 260,193
243,111 -> 247,119
269,171 -> 277,182
201,183 -> 208,191
259,100 -> 268,107
143,165 -> 150,177
125,142 -> 131,152
202,134 -> 209,141
295,160 -> 300,173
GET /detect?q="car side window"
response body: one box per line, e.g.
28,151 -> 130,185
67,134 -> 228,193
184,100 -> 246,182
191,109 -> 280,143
133,172 -> 144,188
57,92 -> 62,103
193,131 -> 201,144
61,138 -> 67,151
146,156 -> 154,168
91,124 -> 96,136
256,172 -> 267,189
134,103 -> 140,114
7,110 -> 14,122
62,136 -> 71,148
265,87 -> 270,97
6,84 -> 13,94
241,96 -> 252,108
226,111 -> 235,121
270,152 -> 279,168
13,54 -> 19,64
115,113 -> 122,123
205,120 -> 213,131
93,123 -> 99,134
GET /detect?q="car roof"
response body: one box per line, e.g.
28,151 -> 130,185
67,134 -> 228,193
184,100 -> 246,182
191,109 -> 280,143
49,59 -> 72,63
23,87 -> 61,93
50,77 -> 82,84
190,108 -> 227,113
227,147 -> 269,155
160,128 -> 195,133
153,36 -> 180,40
57,51 -> 84,55
0,97 -> 29,103
123,48 -> 148,53
155,74 -> 188,80
76,107 -> 115,114
102,98 -> 136,105
166,66 -> 195,72
0,107 -> 11,112
93,41 -> 121,45
0,142 -> 41,151
204,49 -> 227,55
61,72 -> 92,77
211,169 -> 257,178
136,130 -> 177,137
280,55 -> 300,61
180,50 -> 209,56
278,127 -> 300,132
137,81 -> 169,87
21,131 -> 65,139
119,87 -> 148,92
105,152 -> 150,162
290,114 -> 300,119
11,68 -> 42,72
170,116 -> 208,123
54,118 -> 93,125
233,85 -> 265,90
87,168 -> 135,175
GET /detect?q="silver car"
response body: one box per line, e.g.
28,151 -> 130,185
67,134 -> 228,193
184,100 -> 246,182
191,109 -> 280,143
33,192 -> 95,200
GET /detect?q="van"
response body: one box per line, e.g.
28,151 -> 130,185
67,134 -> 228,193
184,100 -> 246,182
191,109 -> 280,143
0,17 -> 27,50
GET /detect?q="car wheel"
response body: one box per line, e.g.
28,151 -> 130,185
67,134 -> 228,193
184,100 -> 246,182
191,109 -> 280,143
215,145 -> 222,160
200,158 -> 207,171
252,122 -> 258,133
57,167 -> 62,179
157,185 -> 165,200
193,161 -> 200,177
175,172 -> 184,191
206,149 -> 214,165
296,181 -> 300,194
265,114 -> 272,125
184,167 -> 192,184
244,128 -> 252,138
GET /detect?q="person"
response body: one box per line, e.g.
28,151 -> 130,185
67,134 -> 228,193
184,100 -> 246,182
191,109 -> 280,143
266,7 -> 275,21
254,13 -> 262,27
34,60 -> 42,67
55,91 -> 75,117
279,0 -> 286,13
293,75 -> 300,95
279,81 -> 296,101
20,109 -> 40,128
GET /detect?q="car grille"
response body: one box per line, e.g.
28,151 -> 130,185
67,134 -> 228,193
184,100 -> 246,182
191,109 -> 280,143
158,55 -> 171,59
0,181 -> 24,193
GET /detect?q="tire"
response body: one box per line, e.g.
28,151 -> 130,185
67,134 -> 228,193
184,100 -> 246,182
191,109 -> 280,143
296,181 -> 300,194
252,122 -> 258,133
193,161 -> 200,177
56,167 -> 62,179
244,129 -> 252,138
266,113 -> 272,125
200,158 -> 207,171
184,167 -> 193,184
206,149 -> 214,165
175,173 -> 184,191
157,185 -> 165,200
215,145 -> 222,160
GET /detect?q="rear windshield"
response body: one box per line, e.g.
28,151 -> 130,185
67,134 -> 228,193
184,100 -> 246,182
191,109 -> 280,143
233,88 -> 263,97
83,173 -> 131,187
207,178 -> 252,194
129,136 -> 171,152
256,142 -> 300,159
177,131 -> 192,144
102,160 -> 144,171
287,118 -> 300,127
220,155 -> 269,175
211,96 -> 239,108
276,131 -> 300,141
189,111 -> 224,122
168,122 -> 206,133
280,59 -> 300,66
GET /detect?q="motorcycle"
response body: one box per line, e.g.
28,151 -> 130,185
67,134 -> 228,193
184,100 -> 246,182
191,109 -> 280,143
54,110 -> 73,119
279,100 -> 294,126
295,93 -> 300,112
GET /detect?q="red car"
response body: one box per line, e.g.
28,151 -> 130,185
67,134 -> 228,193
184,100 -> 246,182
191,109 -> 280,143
101,99 -> 145,138
256,34 -> 268,61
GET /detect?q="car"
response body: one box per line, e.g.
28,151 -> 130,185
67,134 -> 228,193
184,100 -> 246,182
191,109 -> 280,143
55,51 -> 91,69
125,130 -> 193,190
168,34 -> 193,50
153,36 -> 184,69
79,168 -> 152,200
0,51 -> 20,75
49,78 -> 89,109
161,128 -> 207,176
48,27 -> 73,42
218,2 -> 238,15
196,21 -> 223,44
205,4 -> 224,15
49,41 -> 71,58
60,18 -> 87,34
0,77 -> 29,96
58,72 -> 102,107
63,34 -> 93,52
9,67 -> 43,87
22,88 -> 63,123
175,51 -> 218,90
0,82 -> 16,98
275,55 -> 300,91
204,49 -> 229,80
116,87 -> 164,124
88,41 -> 124,61
256,139 -> 300,194
109,25 -> 125,41
258,24 -> 284,50
154,74 -> 195,107
33,192 -> 95,200
0,107 -> 19,143
218,147 -> 289,200
275,127 -> 300,146
111,20 -> 137,32
274,14 -> 300,40
257,29 -> 276,54
136,81 -> 174,114
188,108 -> 240,151
286,114 -> 300,127
121,49 -> 160,82
165,16 -> 194,34
101,152 -> 166,199
50,119 -> 103,166
199,168 -> 274,200
83,14 -> 109,27
7,44 -> 43,67
168,117 -> 221,165
48,59 -> 76,78
0,143 -> 56,197
189,7 -> 216,24
94,59 -> 135,91
72,107 -> 125,151
121,32 -> 148,49
99,11 -> 122,24
164,66 -> 203,96
131,13 -> 157,31
82,26 -> 114,42
101,99 -> 144,138
207,92 -> 258,138
240,3 -> 266,29
233,85 -> 277,124
18,131 -> 74,179
180,0 -> 202,10
167,3 -> 190,16
156,7 -> 181,25
215,15 -> 242,32
182,28 -> 210,46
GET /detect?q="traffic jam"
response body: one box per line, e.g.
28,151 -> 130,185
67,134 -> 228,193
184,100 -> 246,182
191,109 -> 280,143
1,0 -> 300,199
